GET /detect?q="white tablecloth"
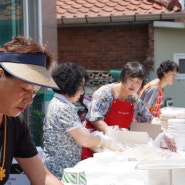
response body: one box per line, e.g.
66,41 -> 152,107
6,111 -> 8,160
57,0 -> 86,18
74,146 -> 185,185
75,152 -> 146,185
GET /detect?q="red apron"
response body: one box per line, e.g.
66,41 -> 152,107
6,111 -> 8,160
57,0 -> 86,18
81,99 -> 134,160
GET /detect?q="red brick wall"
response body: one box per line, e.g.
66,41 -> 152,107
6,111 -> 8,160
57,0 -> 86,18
58,24 -> 152,70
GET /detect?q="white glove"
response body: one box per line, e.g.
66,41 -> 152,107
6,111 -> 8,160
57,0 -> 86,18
163,133 -> 177,152
105,126 -> 128,142
105,126 -> 119,136
99,134 -> 124,152
151,117 -> 160,125
153,131 -> 166,147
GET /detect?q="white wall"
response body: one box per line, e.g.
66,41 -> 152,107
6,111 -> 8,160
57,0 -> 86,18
154,26 -> 185,107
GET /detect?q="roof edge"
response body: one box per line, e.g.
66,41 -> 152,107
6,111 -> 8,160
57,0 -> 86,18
57,12 -> 185,25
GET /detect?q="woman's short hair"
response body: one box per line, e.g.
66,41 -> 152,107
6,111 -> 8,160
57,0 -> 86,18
52,62 -> 88,97
120,61 -> 147,87
157,60 -> 179,79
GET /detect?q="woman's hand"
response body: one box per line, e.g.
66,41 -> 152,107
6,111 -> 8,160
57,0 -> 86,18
99,134 -> 124,152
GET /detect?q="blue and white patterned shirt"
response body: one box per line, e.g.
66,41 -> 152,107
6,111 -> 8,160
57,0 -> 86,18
87,83 -> 153,123
42,93 -> 82,179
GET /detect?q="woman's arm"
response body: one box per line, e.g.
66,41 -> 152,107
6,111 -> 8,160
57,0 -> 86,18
88,85 -> 113,126
69,127 -> 100,147
69,127 -> 124,152
16,155 -> 64,185
134,95 -> 153,123
91,119 -> 108,133
140,87 -> 159,109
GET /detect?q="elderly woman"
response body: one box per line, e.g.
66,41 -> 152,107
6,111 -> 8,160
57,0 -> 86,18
82,61 -> 153,159
87,61 -> 153,130
0,36 -> 64,185
139,60 -> 179,117
42,62 -> 123,179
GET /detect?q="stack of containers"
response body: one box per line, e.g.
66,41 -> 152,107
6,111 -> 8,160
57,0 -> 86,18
159,107 -> 185,130
168,119 -> 185,151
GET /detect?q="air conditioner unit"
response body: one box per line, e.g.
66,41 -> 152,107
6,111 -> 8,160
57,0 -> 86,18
174,53 -> 185,79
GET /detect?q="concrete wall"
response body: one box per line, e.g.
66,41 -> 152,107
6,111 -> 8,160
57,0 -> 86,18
153,26 -> 185,107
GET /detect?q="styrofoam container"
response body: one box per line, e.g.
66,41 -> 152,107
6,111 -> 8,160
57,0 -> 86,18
93,151 -> 116,163
168,119 -> 185,124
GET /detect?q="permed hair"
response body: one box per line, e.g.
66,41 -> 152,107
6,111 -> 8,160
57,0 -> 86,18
52,62 -> 89,97
157,60 -> 179,79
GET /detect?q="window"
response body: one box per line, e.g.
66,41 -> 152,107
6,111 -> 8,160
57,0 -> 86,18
0,0 -> 42,47
24,0 -> 43,45
174,53 -> 185,79
0,0 -> 23,47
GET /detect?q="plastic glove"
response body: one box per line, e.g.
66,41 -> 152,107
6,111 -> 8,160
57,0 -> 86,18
153,131 -> 166,148
105,126 -> 119,135
151,117 -> 160,125
99,134 -> 124,152
105,126 -> 128,142
163,133 -> 177,152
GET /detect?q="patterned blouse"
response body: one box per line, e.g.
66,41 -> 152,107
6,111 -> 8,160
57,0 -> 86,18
42,93 -> 82,179
87,83 -> 153,123
139,78 -> 164,117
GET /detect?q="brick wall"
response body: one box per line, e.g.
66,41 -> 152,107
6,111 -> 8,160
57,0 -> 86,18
58,24 -> 153,70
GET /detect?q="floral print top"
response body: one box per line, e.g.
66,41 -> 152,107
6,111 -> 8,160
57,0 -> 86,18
87,83 -> 153,123
42,93 -> 82,179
